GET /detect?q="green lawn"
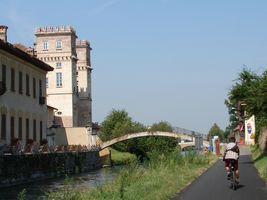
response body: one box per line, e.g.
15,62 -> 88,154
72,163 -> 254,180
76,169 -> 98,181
109,148 -> 137,165
251,146 -> 267,182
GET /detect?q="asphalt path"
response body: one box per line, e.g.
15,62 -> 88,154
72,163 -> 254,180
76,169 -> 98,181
172,145 -> 267,200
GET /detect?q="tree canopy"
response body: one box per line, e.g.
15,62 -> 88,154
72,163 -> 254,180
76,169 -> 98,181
207,123 -> 225,142
99,109 -> 137,141
225,68 -> 267,143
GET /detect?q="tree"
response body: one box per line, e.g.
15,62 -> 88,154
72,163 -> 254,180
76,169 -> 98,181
148,121 -> 173,132
99,109 -> 147,153
225,69 -> 260,130
99,109 -> 133,141
207,123 -> 224,142
225,68 -> 267,143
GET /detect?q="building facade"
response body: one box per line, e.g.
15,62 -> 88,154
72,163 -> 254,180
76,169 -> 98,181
35,26 -> 92,127
0,25 -> 53,145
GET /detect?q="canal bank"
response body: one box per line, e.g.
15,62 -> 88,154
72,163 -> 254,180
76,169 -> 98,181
43,150 -> 216,200
0,166 -> 123,200
0,148 -> 136,200
0,150 -> 102,188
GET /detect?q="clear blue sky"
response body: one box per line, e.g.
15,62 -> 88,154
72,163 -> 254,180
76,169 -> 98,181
1,0 -> 267,134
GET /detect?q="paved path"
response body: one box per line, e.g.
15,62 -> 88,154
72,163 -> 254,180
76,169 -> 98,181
172,145 -> 267,200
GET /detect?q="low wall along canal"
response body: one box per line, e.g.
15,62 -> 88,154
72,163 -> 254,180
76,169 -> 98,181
0,151 -> 102,188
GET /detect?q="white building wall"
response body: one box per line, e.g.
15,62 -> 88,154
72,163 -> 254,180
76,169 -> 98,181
0,49 -> 48,145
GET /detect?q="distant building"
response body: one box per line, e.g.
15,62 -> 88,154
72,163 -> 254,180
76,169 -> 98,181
34,26 -> 93,127
0,25 -> 53,145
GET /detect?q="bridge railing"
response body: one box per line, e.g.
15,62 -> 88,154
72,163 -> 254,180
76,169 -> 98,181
172,126 -> 207,139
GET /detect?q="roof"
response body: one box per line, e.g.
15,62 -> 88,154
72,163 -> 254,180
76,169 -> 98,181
0,39 -> 53,72
47,105 -> 58,111
13,43 -> 29,52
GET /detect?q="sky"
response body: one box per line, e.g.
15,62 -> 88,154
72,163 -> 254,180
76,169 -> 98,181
1,0 -> 267,134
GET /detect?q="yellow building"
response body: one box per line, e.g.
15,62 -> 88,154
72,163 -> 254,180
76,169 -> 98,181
0,25 -> 53,146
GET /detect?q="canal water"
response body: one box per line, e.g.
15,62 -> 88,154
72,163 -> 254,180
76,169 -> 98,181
0,166 -> 122,200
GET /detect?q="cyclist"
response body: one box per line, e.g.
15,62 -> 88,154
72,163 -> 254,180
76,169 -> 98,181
223,136 -> 240,182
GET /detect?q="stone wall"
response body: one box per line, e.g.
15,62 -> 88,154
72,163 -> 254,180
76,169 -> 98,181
259,129 -> 267,154
0,151 -> 101,187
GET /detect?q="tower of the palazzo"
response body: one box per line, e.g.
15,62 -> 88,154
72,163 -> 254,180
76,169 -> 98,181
35,26 -> 79,127
76,40 -> 93,126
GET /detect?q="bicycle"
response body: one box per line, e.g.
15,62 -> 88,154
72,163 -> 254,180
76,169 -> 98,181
228,159 -> 238,190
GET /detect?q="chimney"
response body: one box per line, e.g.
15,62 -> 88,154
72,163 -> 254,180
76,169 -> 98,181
0,25 -> 8,42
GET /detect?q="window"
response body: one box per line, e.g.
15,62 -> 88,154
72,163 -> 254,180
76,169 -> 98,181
19,71 -> 23,94
40,121 -> 43,143
26,74 -> 30,96
56,72 -> 62,87
11,68 -> 15,91
10,116 -> 14,139
39,79 -> 43,97
56,40 -> 62,49
46,77 -> 48,88
33,78 -> 36,98
2,64 -> 6,84
18,117 -> 22,139
1,114 -> 6,140
33,119 -> 36,141
56,62 -> 62,69
26,118 -> 29,140
43,41 -> 48,50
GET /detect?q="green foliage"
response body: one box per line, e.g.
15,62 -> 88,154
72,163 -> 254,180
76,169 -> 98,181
44,175 -> 82,200
109,148 -> 137,165
207,123 -> 225,141
251,146 -> 267,182
149,121 -> 173,132
79,150 -> 215,200
225,68 -> 267,144
100,109 -> 134,141
17,189 -> 26,200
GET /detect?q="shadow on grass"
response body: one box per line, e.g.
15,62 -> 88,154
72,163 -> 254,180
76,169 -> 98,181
253,153 -> 267,163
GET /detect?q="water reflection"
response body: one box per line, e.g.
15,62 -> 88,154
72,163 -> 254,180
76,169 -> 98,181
0,166 -> 121,200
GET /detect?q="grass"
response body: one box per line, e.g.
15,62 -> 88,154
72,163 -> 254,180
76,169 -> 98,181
109,148 -> 137,165
42,150 -> 216,200
251,145 -> 267,183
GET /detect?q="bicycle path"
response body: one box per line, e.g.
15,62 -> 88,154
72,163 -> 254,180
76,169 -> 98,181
171,145 -> 267,200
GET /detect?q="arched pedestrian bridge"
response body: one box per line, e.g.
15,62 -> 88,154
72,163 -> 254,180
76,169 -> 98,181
100,131 -> 198,150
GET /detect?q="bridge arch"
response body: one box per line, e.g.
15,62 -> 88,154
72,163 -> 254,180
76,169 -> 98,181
100,131 -> 193,150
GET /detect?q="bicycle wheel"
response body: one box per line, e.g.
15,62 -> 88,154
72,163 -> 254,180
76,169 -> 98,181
232,171 -> 236,190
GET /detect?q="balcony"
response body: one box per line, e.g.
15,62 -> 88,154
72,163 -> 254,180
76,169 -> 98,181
39,96 -> 46,105
0,81 -> 6,95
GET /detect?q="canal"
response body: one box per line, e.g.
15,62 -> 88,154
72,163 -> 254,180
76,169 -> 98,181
0,166 -> 122,200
